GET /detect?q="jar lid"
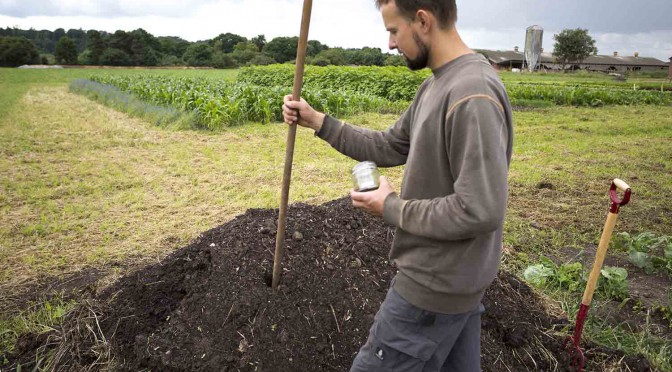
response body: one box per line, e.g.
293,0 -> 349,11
352,161 -> 377,175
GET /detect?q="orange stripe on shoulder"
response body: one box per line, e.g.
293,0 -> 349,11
445,94 -> 504,120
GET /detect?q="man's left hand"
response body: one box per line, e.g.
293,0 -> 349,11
350,176 -> 395,217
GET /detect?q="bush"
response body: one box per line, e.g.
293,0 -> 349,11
100,48 -> 132,66
183,43 -> 214,67
212,52 -> 237,69
309,56 -> 330,66
248,54 -> 276,66
78,49 -> 93,65
0,36 -> 39,67
158,55 -> 184,66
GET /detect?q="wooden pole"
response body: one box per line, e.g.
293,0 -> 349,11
272,0 -> 313,289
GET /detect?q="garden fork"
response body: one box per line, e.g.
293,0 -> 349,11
563,179 -> 631,372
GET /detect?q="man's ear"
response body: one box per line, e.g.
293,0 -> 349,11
415,10 -> 431,33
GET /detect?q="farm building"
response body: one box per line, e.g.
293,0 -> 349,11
483,48 -> 670,73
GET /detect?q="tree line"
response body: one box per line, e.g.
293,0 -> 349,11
0,27 -> 404,68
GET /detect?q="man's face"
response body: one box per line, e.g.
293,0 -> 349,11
381,1 -> 430,70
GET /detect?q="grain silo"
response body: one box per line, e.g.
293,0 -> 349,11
524,25 -> 543,72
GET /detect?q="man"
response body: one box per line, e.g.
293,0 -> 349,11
282,0 -> 513,370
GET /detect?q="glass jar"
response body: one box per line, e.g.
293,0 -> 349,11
352,161 -> 380,192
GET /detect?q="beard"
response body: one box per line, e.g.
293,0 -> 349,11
403,32 -> 430,71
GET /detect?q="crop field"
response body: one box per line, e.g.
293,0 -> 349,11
1,66 -> 671,371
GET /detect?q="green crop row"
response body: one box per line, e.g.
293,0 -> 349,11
89,75 -> 407,129
239,65 -> 672,106
507,83 -> 672,106
238,64 -> 430,102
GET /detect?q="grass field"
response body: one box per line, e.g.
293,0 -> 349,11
1,67 -> 671,368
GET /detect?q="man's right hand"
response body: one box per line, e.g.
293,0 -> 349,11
282,95 -> 325,132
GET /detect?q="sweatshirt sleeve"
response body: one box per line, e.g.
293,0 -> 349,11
315,107 -> 411,167
383,97 -> 510,240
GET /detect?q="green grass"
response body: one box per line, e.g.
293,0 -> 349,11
0,296 -> 76,359
1,67 -> 671,369
541,289 -> 672,371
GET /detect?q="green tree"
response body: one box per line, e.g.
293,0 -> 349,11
53,28 -> 66,43
345,47 -> 385,66
78,49 -> 93,65
263,36 -> 298,63
212,33 -> 246,53
100,48 -> 132,66
0,36 -> 40,67
248,53 -> 275,66
66,28 -> 87,51
158,54 -> 183,66
86,30 -> 106,64
183,43 -> 214,66
232,41 -> 258,65
307,40 -> 328,57
315,48 -> 346,65
384,54 -> 404,66
108,30 -> 132,55
54,36 -> 78,64
553,28 -> 597,71
158,36 -> 190,58
212,52 -> 237,69
251,34 -> 266,52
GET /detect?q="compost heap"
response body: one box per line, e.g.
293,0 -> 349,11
13,198 -> 652,371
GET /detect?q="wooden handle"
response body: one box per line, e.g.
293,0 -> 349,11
581,212 -> 619,306
613,179 -> 630,192
272,0 -> 313,290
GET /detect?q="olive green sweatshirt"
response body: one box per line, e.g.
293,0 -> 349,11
316,53 -> 513,314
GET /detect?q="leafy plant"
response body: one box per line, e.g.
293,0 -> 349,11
613,232 -> 672,277
598,266 -> 629,301
524,256 -> 585,292
524,257 -> 629,301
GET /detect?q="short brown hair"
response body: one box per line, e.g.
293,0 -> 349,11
375,0 -> 457,29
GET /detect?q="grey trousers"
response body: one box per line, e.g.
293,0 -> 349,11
350,286 -> 484,372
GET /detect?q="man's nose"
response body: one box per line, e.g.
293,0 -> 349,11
388,36 -> 397,50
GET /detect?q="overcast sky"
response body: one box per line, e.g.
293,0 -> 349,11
1,0 -> 671,61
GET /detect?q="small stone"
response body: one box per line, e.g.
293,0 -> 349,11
292,231 -> 303,241
260,219 -> 276,234
351,258 -> 362,268
278,329 -> 289,343
326,264 -> 335,270
238,339 -> 249,353
209,243 -> 216,247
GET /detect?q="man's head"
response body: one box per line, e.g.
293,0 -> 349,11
374,0 -> 457,30
375,0 -> 457,70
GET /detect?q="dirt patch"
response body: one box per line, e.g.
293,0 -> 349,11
5,198 -> 653,371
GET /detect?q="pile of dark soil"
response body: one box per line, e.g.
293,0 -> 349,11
8,198 -> 652,371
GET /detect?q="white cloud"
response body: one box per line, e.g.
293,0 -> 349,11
1,0 -> 670,61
